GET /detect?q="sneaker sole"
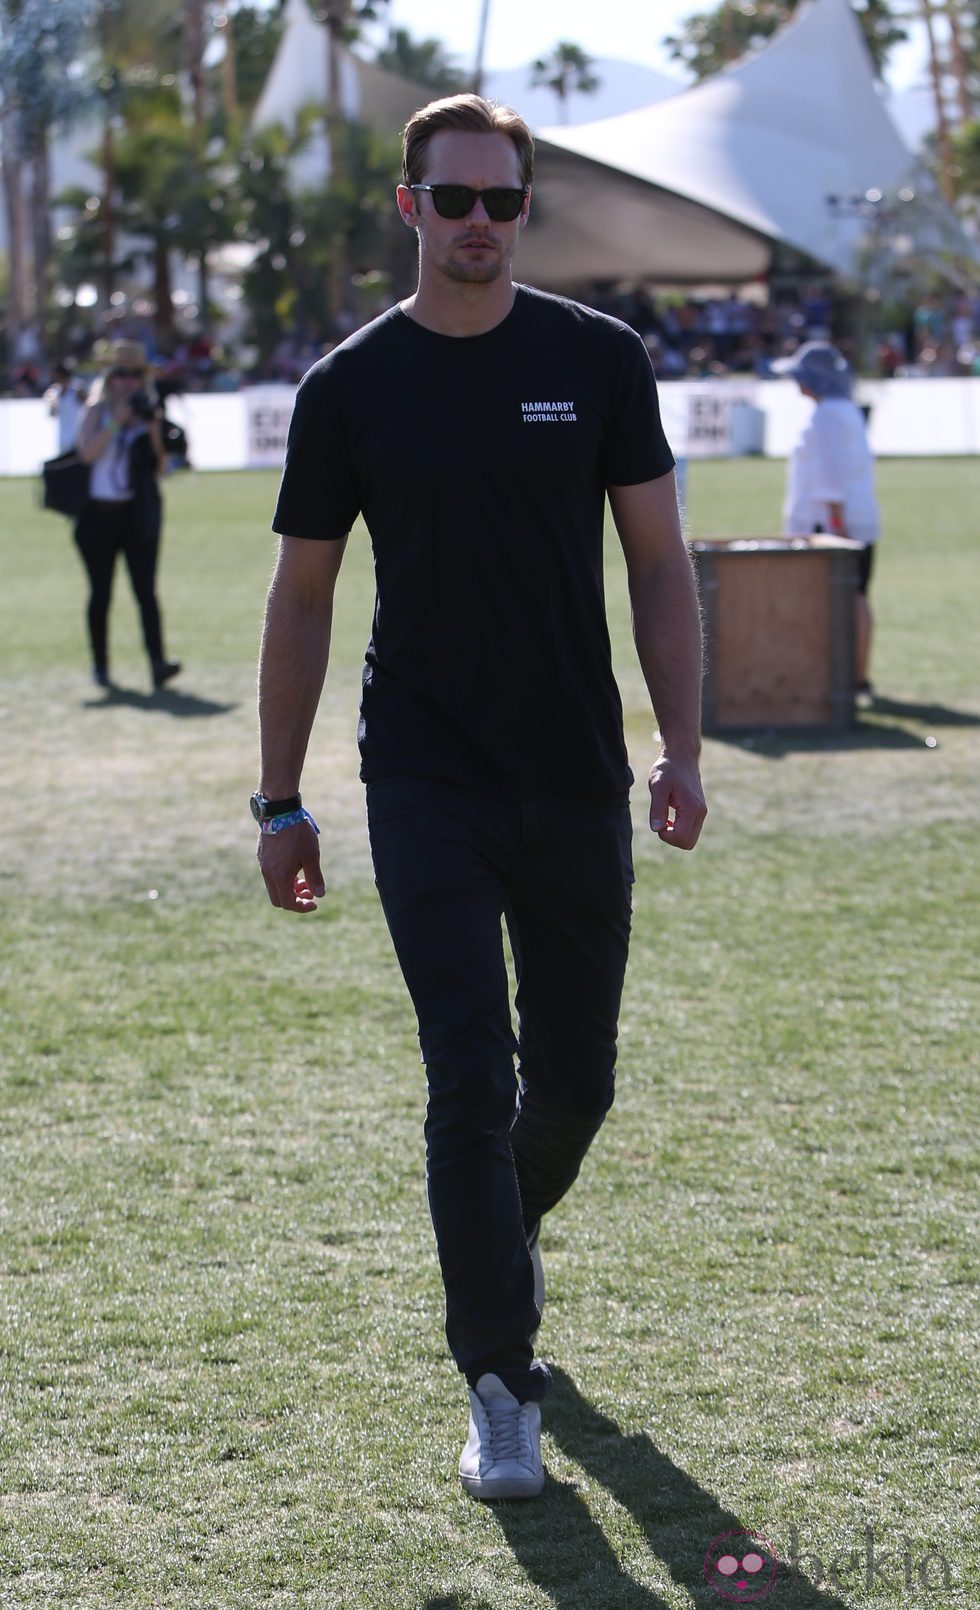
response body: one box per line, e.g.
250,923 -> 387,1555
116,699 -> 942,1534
460,1469 -> 544,1501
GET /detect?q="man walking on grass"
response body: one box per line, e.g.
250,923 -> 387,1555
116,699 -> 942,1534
254,95 -> 706,1501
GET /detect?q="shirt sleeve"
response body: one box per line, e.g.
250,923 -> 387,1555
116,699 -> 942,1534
271,360 -> 361,541
599,323 -> 676,486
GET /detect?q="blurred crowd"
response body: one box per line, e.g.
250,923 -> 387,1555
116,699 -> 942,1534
871,292 -> 980,379
586,285 -> 980,381
6,328 -> 244,400
4,284 -> 980,398
4,324 -> 343,399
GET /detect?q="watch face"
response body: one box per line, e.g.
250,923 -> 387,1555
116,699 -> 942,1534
249,793 -> 266,823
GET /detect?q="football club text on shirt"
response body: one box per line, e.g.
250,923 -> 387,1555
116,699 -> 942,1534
521,401 -> 577,423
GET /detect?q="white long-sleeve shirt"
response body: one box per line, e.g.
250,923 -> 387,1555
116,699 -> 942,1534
783,397 -> 880,545
45,383 -> 86,453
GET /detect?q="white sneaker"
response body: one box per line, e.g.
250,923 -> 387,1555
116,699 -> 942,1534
459,1373 -> 544,1500
528,1222 -> 545,1343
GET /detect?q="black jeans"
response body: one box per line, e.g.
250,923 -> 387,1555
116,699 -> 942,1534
366,776 -> 634,1401
74,499 -> 164,674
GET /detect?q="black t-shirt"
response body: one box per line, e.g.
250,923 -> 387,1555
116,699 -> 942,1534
272,283 -> 675,800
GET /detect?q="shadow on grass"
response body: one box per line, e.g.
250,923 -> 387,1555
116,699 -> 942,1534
866,695 -> 979,728
83,684 -> 237,718
708,696 -> 978,758
479,1366 -> 851,1610
422,1602 -> 496,1610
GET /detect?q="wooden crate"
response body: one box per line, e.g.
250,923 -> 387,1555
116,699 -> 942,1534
690,537 -> 860,732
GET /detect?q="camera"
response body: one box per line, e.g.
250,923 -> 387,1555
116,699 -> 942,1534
129,390 -> 157,422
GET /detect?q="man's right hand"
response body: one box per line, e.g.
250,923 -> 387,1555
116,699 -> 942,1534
257,820 -> 326,913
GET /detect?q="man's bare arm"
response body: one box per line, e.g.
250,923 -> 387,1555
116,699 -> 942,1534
608,471 -> 706,851
257,533 -> 348,911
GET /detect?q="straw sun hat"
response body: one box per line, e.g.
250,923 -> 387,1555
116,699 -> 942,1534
98,339 -> 151,375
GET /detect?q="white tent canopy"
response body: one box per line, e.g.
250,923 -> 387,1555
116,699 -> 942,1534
253,0 -> 351,127
251,0 -> 775,282
251,0 -> 970,286
518,145 -> 771,285
538,0 -> 916,277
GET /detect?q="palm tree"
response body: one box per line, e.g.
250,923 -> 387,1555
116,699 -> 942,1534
313,0 -> 391,119
376,27 -> 467,93
0,0 -> 91,363
208,3 -> 288,131
311,0 -> 390,328
530,41 -> 600,124
665,1 -> 907,82
94,0 -> 183,308
236,110 -> 325,362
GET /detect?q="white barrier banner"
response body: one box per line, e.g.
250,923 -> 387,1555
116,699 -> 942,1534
5,379 -> 980,476
685,389 -> 760,457
245,386 -> 296,469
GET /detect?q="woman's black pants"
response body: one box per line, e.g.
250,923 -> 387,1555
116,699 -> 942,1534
74,499 -> 165,675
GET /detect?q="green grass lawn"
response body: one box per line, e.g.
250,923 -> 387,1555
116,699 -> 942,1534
1,460 -> 977,1609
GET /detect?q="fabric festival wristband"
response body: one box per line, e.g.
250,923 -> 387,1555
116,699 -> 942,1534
260,807 -> 319,836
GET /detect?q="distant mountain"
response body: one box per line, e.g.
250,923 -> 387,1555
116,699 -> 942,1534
484,57 -> 683,130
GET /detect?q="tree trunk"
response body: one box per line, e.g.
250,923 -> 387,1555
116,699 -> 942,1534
220,11 -> 239,130
154,239 -> 176,348
472,0 -> 491,93
32,130 -> 53,361
101,116 -> 117,310
325,0 -> 345,111
946,2 -> 974,125
723,1 -> 738,67
198,248 -> 211,332
323,0 -> 350,334
0,104 -> 28,363
921,1 -> 956,199
182,0 -> 209,332
98,8 -> 118,314
184,0 -> 207,139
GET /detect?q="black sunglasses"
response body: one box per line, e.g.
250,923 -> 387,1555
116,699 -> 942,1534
110,368 -> 143,379
410,184 -> 528,222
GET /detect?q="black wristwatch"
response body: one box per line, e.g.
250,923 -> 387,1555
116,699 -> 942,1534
250,791 -> 302,823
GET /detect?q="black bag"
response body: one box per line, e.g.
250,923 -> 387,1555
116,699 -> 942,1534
41,450 -> 90,517
162,415 -> 190,470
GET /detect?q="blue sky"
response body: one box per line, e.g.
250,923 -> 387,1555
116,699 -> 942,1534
373,0 -> 926,91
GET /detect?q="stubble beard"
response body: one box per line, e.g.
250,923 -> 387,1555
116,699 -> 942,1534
442,253 -> 504,285
425,232 -> 514,287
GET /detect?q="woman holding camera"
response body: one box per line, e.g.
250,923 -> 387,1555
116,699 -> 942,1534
74,340 -> 181,690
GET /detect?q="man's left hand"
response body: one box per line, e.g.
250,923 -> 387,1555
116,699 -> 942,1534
648,752 -> 707,851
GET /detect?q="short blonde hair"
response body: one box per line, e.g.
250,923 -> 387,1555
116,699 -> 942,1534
402,94 -> 534,190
